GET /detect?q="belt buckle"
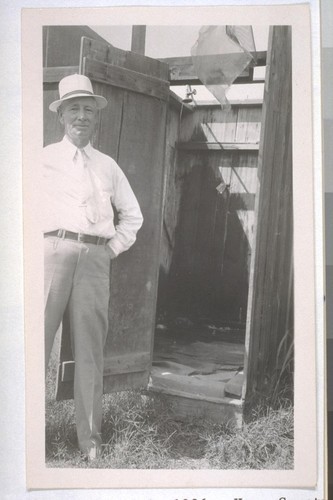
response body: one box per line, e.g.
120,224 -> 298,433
57,229 -> 66,239
77,233 -> 84,243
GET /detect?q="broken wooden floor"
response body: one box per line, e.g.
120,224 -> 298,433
150,323 -> 245,407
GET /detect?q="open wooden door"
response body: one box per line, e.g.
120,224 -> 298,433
242,26 -> 293,403
48,37 -> 170,399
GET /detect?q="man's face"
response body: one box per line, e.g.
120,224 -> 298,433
59,96 -> 98,147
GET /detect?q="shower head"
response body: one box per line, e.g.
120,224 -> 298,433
183,84 -> 197,104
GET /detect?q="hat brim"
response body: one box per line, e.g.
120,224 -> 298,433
49,93 -> 108,112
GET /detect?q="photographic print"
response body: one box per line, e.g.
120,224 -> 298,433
43,23 -> 293,468
22,4 -> 318,492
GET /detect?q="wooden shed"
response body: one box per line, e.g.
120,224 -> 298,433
43,25 -> 293,424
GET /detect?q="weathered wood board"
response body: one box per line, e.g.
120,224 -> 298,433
244,26 -> 293,401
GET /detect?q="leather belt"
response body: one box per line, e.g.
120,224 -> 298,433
44,230 -> 109,246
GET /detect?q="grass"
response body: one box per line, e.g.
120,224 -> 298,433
204,406 -> 294,469
46,352 -> 294,469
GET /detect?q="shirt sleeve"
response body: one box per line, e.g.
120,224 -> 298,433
107,169 -> 143,257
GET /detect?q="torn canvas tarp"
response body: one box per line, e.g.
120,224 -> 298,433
191,26 -> 256,107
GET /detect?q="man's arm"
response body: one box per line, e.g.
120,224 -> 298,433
107,172 -> 143,258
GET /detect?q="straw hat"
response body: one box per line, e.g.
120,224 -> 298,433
49,74 -> 107,112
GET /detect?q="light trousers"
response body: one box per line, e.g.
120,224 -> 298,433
44,236 -> 110,453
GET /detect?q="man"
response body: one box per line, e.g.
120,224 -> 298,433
43,74 -> 143,460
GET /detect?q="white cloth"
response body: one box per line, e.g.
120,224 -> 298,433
42,135 -> 143,256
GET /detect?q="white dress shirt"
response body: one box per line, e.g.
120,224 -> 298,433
42,135 -> 143,257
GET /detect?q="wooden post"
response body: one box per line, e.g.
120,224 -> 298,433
131,26 -> 146,55
243,26 -> 293,404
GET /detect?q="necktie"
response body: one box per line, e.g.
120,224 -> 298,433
77,148 -> 100,224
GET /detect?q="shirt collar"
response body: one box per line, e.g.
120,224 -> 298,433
62,135 -> 93,160
84,142 -> 94,159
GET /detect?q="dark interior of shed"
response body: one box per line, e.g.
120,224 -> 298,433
151,146 -> 253,402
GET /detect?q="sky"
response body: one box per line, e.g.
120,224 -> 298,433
90,25 -> 269,103
91,25 -> 269,58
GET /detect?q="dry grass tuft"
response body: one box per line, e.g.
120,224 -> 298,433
203,405 -> 293,469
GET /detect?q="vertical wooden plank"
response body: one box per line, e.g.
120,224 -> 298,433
43,83 -> 64,146
43,27 -> 49,67
244,26 -> 293,402
235,107 -> 262,144
131,26 -> 146,55
156,102 -> 181,315
89,80 -> 124,158
160,100 -> 184,267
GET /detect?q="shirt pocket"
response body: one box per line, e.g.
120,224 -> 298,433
98,190 -> 113,221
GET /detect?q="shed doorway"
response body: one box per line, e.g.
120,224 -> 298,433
149,101 -> 260,415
